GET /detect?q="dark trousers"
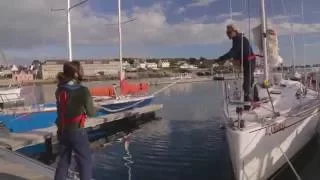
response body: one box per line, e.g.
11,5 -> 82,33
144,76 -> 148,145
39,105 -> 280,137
243,60 -> 259,102
54,129 -> 92,180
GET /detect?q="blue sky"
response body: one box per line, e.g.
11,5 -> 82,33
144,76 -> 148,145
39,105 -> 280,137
1,0 -> 320,65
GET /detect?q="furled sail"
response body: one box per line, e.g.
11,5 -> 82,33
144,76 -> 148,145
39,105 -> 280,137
252,24 -> 283,68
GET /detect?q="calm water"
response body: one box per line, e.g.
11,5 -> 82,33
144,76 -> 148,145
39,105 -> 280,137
29,81 -> 320,180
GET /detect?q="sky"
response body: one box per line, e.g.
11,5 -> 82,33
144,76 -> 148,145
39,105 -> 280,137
1,0 -> 320,65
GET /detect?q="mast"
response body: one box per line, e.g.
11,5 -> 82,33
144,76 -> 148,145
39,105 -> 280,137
290,23 -> 296,73
260,0 -> 269,81
301,0 -> 307,83
67,0 -> 73,62
118,0 -> 124,81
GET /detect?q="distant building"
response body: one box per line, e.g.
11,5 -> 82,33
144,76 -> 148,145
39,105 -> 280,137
146,62 -> 158,69
40,59 -> 121,80
179,63 -> 197,70
223,61 -> 233,67
12,70 -> 34,82
122,61 -> 131,70
138,62 -> 147,69
158,60 -> 170,68
11,65 -> 18,72
177,61 -> 186,65
31,60 -> 42,79
0,69 -> 12,78
212,63 -> 219,68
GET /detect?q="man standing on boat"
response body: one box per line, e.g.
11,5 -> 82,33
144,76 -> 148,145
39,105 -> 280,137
216,24 -> 259,106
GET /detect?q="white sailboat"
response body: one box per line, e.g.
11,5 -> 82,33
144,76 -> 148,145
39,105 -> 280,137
91,0 -> 154,113
0,87 -> 22,104
60,0 -> 154,113
0,56 -> 23,105
220,0 -> 320,180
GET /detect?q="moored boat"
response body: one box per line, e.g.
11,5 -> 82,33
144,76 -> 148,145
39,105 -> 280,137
0,0 -> 154,134
223,79 -> 320,180
219,0 -> 320,179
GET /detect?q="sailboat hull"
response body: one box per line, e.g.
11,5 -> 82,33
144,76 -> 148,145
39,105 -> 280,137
221,78 -> 320,180
226,112 -> 319,180
96,95 -> 154,115
0,104 -> 57,133
224,88 -> 320,180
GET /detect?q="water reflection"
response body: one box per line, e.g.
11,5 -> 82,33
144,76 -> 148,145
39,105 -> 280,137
88,82 -> 235,180
122,135 -> 133,180
163,83 -> 192,97
17,81 -> 320,180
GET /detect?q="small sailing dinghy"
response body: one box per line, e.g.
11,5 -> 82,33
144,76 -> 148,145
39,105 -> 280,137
218,0 -> 320,179
89,0 -> 154,114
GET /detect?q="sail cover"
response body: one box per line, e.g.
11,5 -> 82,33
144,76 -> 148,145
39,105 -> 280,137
252,24 -> 283,67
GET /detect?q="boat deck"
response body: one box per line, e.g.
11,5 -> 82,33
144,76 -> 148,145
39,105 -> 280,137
0,147 -> 54,179
0,104 -> 163,151
225,80 -> 320,131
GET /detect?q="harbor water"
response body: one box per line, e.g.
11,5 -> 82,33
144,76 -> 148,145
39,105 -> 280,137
25,81 -> 320,180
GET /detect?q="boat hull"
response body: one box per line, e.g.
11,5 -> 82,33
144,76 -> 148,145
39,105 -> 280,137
0,96 -> 154,133
97,95 -> 154,115
0,87 -> 21,103
226,110 -> 319,180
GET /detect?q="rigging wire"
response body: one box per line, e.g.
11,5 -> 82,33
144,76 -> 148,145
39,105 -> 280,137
301,0 -> 307,84
229,0 -> 233,21
280,0 -> 297,73
270,0 -> 275,18
279,0 -> 300,77
242,0 -> 247,14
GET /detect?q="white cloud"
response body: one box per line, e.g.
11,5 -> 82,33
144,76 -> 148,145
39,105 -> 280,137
215,12 -> 243,20
0,0 -> 320,58
177,7 -> 186,14
176,0 -> 217,14
187,0 -> 217,7
184,16 -> 209,23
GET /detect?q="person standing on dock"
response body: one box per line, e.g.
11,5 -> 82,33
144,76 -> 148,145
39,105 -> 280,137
54,61 -> 96,180
216,24 -> 259,106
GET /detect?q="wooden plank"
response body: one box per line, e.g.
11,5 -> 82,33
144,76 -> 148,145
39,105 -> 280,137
0,104 -> 163,151
0,148 -> 54,179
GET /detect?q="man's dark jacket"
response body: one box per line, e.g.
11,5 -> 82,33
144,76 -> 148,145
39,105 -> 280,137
218,33 -> 255,62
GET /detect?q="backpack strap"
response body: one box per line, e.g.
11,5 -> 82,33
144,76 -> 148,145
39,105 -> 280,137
57,89 -> 68,130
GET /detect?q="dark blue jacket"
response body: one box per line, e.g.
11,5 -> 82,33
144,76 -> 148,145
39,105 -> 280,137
218,33 -> 255,62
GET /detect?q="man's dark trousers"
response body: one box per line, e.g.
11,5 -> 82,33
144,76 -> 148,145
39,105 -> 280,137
54,129 -> 92,180
243,59 -> 258,102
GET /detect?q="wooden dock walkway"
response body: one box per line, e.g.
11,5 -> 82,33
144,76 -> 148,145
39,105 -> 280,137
0,104 -> 163,151
0,147 -> 54,179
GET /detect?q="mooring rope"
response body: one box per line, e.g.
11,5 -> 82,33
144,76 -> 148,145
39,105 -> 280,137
279,145 -> 302,180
